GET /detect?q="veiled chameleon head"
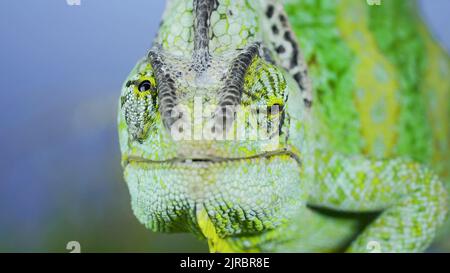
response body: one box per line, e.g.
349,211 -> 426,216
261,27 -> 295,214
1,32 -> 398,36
117,0 -> 311,245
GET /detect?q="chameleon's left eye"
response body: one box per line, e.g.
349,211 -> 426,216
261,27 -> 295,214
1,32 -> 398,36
121,74 -> 159,142
138,80 -> 152,92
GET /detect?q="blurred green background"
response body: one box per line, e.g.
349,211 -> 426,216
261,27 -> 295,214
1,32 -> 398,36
0,0 -> 448,252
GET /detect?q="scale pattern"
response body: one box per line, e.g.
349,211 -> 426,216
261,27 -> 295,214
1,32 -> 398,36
118,0 -> 450,252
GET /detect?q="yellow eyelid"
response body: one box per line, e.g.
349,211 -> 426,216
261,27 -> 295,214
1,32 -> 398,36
133,75 -> 157,97
147,76 -> 156,87
267,97 -> 285,108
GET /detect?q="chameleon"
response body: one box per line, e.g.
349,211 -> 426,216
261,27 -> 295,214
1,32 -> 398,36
117,0 -> 450,253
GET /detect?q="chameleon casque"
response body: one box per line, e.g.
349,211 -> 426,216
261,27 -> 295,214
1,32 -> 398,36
118,0 -> 450,252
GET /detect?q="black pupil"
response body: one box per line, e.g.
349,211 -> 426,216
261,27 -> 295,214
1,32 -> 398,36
138,81 -> 151,92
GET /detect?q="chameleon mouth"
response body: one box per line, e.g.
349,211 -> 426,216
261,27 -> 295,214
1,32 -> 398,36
124,149 -> 301,166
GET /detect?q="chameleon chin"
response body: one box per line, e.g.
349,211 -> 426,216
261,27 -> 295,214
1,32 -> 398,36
124,154 -> 307,249
118,0 -> 449,252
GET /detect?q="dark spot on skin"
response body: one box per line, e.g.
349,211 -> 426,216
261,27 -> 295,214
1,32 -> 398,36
283,31 -> 291,42
266,5 -> 274,18
271,24 -> 279,35
126,80 -> 133,87
279,14 -> 287,27
150,92 -> 158,109
262,46 -> 275,64
303,98 -> 312,107
278,111 -> 286,134
276,45 -> 286,54
291,51 -> 299,68
120,96 -> 126,108
293,72 -> 303,89
228,10 -> 233,16
284,31 -> 299,69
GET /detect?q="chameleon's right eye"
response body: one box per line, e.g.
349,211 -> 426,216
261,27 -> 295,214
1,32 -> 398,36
267,102 -> 284,117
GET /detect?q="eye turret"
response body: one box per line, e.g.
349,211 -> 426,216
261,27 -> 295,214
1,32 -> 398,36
268,102 -> 284,116
120,63 -> 159,143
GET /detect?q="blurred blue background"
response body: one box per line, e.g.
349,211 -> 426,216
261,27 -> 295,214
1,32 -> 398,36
0,0 -> 449,252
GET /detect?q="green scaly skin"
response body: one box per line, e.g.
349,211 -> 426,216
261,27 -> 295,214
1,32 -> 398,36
118,0 -> 450,252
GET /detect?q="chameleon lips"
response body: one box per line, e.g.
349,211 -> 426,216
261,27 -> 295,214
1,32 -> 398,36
123,149 -> 301,167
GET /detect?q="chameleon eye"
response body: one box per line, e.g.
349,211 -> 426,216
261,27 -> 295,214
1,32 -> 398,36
268,103 -> 283,116
138,80 -> 152,92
